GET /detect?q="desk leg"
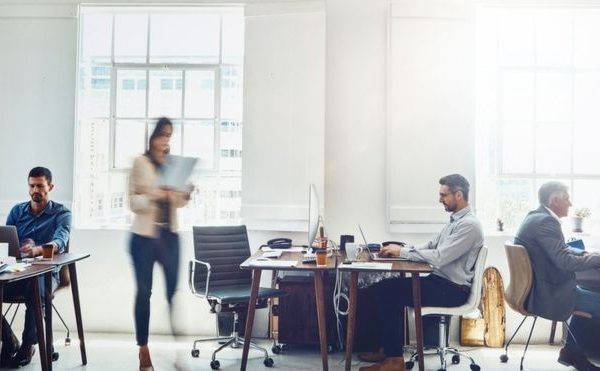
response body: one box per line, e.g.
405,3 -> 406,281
411,273 -> 425,371
32,278 -> 48,371
241,269 -> 261,371
44,272 -> 53,370
549,321 -> 557,345
68,263 -> 87,365
0,283 -> 3,357
314,270 -> 329,371
345,271 -> 358,371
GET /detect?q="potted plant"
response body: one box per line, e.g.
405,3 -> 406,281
572,207 -> 591,233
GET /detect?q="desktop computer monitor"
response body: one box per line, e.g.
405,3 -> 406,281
308,184 -> 321,247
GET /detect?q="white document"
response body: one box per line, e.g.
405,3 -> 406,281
262,251 -> 283,259
339,262 -> 393,271
261,246 -> 305,253
159,155 -> 198,191
247,259 -> 298,268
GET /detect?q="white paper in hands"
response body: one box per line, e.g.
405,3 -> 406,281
159,155 -> 198,191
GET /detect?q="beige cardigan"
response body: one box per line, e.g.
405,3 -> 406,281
128,155 -> 189,237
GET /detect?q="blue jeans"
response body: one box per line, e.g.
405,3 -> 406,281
130,228 -> 180,346
373,274 -> 470,357
3,275 -> 58,345
566,286 -> 600,353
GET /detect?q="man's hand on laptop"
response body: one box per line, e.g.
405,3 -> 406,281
19,240 -> 41,257
379,244 -> 403,257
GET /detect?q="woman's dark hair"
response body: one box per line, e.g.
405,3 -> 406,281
146,117 -> 173,164
148,117 -> 173,148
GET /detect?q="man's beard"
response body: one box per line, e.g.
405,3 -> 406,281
31,194 -> 43,202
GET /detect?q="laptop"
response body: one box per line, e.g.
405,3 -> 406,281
0,225 -> 22,259
357,224 -> 408,261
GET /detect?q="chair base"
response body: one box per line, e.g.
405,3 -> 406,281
405,345 -> 480,371
190,312 -> 274,369
405,316 -> 480,371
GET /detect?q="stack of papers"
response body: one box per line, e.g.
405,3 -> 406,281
247,259 -> 298,267
262,251 -> 282,259
261,246 -> 304,253
0,262 -> 31,273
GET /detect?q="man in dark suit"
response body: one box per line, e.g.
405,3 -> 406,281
515,181 -> 600,371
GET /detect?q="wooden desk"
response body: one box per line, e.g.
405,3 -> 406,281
576,268 -> 600,291
0,264 -> 56,371
240,251 -> 339,371
33,253 -> 91,369
338,260 -> 433,371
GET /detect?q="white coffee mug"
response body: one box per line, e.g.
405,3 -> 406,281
0,242 -> 8,260
345,242 -> 360,261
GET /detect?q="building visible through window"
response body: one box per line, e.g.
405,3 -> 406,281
74,6 -> 244,229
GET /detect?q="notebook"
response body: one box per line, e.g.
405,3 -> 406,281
358,224 -> 408,261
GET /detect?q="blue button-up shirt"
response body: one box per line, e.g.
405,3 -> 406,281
6,200 -> 71,253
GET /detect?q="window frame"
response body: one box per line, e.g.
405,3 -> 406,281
476,5 -> 600,229
75,6 -> 244,229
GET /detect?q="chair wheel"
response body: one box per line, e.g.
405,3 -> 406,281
500,354 -> 508,363
65,338 -> 71,346
470,364 -> 481,371
437,368 -> 446,371
264,357 -> 274,367
405,361 -> 414,370
451,354 -> 460,364
210,360 -> 220,369
191,349 -> 200,358
52,352 -> 59,362
272,345 -> 281,354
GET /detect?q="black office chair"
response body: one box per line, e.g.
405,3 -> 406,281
188,225 -> 285,370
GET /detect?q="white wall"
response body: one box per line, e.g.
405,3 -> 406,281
325,0 -> 556,344
0,7 -> 77,207
0,0 -> 561,346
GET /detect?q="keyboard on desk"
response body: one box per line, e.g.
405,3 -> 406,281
302,256 -> 317,264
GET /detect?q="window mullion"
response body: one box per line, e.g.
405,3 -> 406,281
110,14 -> 117,170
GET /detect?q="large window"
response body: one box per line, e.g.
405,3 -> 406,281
476,6 -> 600,230
74,7 -> 244,228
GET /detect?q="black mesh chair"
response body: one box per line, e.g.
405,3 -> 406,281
188,225 -> 285,370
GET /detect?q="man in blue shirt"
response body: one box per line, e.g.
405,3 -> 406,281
1,167 -> 71,368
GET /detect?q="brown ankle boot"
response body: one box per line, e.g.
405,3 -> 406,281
359,348 -> 386,363
359,357 -> 406,371
139,346 -> 154,371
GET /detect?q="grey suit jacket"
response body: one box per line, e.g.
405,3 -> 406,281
514,206 -> 600,321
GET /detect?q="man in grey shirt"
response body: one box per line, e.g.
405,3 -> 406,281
359,174 -> 483,371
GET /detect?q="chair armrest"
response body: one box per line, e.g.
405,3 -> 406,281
188,258 -> 211,298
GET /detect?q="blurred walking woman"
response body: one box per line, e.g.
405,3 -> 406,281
128,117 -> 192,370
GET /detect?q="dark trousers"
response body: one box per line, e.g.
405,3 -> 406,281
3,275 -> 58,345
566,286 -> 600,354
373,274 -> 470,357
130,228 -> 180,346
